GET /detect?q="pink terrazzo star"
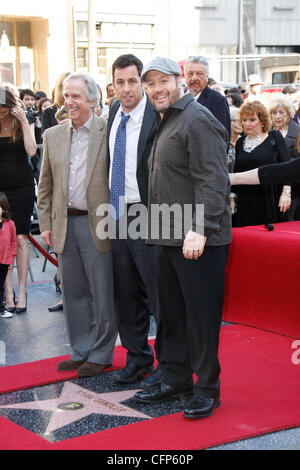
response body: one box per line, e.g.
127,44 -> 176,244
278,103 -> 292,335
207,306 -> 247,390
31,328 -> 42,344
0,382 -> 150,434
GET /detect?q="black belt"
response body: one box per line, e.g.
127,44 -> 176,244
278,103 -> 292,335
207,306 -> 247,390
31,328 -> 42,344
67,208 -> 88,216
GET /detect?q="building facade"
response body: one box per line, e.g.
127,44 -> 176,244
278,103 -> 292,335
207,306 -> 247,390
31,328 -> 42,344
1,0 -> 299,97
0,0 -> 74,95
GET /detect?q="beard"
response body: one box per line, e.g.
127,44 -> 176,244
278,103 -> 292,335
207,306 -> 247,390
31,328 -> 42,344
151,82 -> 183,114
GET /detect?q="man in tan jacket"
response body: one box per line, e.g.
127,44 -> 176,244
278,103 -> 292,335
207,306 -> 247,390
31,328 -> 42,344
37,72 -> 118,377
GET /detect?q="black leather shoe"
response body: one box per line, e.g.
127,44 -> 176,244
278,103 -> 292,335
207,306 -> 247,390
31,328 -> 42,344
183,395 -> 221,419
48,302 -> 63,312
112,364 -> 154,384
134,382 -> 193,403
139,367 -> 162,389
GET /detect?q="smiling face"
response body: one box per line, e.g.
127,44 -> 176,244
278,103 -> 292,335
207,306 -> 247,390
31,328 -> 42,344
185,61 -> 208,96
113,65 -> 143,113
63,78 -> 94,129
144,70 -> 183,116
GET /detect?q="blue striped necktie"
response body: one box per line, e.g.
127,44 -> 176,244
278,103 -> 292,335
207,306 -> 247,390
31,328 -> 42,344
110,111 -> 130,220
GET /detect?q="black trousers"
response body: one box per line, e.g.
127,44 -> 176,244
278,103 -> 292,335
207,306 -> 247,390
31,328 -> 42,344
154,244 -> 229,398
111,212 -> 160,368
0,264 -> 9,313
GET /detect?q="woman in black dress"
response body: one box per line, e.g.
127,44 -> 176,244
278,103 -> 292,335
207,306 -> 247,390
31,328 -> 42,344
0,88 -> 37,313
232,100 -> 291,227
230,135 -> 300,186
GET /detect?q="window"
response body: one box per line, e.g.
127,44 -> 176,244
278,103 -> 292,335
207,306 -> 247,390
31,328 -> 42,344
273,0 -> 296,10
76,21 -> 88,40
97,48 -> 106,74
77,47 -> 88,70
101,23 -> 115,42
272,71 -> 298,84
96,22 -> 101,40
100,22 -> 153,44
195,0 -> 220,8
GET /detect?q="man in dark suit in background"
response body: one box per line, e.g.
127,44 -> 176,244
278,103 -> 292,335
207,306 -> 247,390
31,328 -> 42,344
185,55 -> 231,140
107,54 -> 160,386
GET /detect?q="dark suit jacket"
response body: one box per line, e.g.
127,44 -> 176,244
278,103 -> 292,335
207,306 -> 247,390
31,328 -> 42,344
197,86 -> 231,140
285,119 -> 300,159
42,105 -> 58,132
107,95 -> 156,206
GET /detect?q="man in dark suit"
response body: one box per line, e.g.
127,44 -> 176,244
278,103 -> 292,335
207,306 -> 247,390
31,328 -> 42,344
185,56 -> 231,140
107,54 -> 160,386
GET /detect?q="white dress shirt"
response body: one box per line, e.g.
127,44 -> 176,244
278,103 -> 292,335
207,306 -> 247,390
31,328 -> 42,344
109,93 -> 147,204
186,89 -> 201,101
68,113 -> 93,210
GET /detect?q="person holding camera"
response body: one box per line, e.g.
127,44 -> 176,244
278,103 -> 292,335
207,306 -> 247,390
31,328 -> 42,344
0,88 -> 37,314
19,88 -> 43,183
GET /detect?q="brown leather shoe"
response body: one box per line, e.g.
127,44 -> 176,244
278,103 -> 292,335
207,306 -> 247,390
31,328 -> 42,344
57,359 -> 86,372
76,362 -> 112,377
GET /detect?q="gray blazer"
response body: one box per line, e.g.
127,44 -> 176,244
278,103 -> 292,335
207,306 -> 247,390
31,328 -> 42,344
37,115 -> 110,254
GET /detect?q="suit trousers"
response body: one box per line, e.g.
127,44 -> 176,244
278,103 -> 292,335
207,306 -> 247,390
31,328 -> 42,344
154,244 -> 229,398
58,215 -> 118,364
111,211 -> 160,368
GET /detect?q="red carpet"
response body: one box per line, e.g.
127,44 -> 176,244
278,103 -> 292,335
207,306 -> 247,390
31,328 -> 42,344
0,324 -> 299,450
0,350 -> 124,395
223,221 -> 300,338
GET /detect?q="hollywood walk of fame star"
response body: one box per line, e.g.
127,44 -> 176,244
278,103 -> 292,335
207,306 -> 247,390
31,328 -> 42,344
0,382 -> 151,435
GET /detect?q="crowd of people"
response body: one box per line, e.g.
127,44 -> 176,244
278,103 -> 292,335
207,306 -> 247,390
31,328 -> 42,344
0,53 -> 299,420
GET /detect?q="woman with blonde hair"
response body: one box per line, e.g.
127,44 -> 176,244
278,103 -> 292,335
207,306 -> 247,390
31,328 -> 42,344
42,71 -> 70,131
0,87 -> 37,313
232,100 -> 291,227
40,72 -> 70,312
269,93 -> 300,158
269,93 -> 300,220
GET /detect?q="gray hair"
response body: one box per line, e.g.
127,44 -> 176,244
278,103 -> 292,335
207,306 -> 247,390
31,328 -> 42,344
268,93 -> 295,121
63,72 -> 100,110
230,106 -> 240,120
185,56 -> 209,75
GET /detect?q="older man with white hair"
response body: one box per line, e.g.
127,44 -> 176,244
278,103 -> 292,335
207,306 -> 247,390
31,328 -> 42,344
37,72 -> 118,377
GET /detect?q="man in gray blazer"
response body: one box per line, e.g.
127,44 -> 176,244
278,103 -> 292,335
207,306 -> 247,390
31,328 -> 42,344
37,72 -> 118,377
134,57 -> 231,420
